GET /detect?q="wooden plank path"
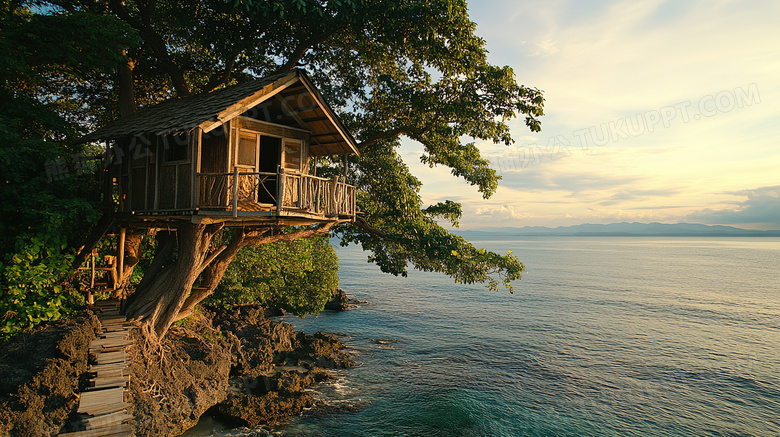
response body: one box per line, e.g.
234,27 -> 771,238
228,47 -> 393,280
59,299 -> 134,437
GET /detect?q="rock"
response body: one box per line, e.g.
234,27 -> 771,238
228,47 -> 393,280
324,288 -> 349,311
0,312 -> 100,437
1,303 -> 354,436
324,288 -> 368,311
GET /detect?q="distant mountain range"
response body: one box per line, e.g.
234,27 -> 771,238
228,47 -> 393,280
455,222 -> 780,237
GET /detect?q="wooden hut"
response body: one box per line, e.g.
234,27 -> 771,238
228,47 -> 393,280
80,69 -> 359,228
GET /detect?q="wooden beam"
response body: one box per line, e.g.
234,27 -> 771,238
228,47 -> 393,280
275,94 -> 310,131
276,165 -> 284,216
153,137 -> 160,210
200,117 -> 221,133
297,75 -> 359,156
232,167 -> 239,218
279,87 -> 308,98
236,116 -> 310,137
212,72 -> 299,126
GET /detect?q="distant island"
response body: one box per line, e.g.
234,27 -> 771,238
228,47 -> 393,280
455,222 -> 780,237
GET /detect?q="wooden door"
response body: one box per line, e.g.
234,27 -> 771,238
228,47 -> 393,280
258,136 -> 281,204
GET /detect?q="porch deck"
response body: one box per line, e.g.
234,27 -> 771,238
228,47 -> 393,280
197,170 -> 356,221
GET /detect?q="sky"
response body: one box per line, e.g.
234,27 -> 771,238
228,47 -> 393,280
400,0 -> 780,230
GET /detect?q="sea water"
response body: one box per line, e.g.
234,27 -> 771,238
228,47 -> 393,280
198,237 -> 780,436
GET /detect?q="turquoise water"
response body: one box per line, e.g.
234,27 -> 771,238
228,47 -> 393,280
200,237 -> 780,436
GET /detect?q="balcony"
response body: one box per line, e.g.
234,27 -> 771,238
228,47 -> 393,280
197,170 -> 356,222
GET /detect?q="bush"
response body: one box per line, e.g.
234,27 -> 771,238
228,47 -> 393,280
0,234 -> 84,338
207,235 -> 339,316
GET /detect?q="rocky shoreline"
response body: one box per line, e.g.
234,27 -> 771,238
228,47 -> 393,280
0,298 -> 357,436
324,288 -> 369,311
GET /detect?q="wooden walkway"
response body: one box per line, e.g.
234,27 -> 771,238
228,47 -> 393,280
59,300 -> 134,436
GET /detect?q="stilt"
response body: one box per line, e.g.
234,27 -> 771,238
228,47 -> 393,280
87,250 -> 96,305
117,228 -> 126,289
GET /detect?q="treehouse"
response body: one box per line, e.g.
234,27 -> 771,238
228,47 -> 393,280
80,69 -> 359,228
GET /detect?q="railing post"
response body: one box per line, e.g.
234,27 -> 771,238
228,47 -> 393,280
298,174 -> 303,209
330,175 -> 339,216
350,186 -> 356,221
232,167 -> 238,218
276,166 -> 284,216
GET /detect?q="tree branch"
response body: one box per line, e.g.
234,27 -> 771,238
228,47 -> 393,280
243,222 -> 335,246
356,127 -> 422,152
274,39 -> 315,74
200,245 -> 227,273
203,56 -> 237,92
110,0 -> 191,97
173,223 -> 336,322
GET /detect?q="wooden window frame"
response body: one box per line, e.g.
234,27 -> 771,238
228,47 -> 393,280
282,138 -> 303,173
235,129 -> 261,170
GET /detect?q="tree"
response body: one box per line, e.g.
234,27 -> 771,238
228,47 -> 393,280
16,0 -> 544,338
0,4 -> 139,336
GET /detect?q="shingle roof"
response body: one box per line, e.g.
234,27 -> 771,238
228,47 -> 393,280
77,70 -> 359,156
79,72 -> 288,143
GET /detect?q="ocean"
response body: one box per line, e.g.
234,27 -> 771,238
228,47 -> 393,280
191,236 -> 780,436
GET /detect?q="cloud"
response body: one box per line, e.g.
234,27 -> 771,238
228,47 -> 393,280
403,2 -> 780,230
474,204 -> 532,220
597,188 -> 682,206
687,186 -> 780,228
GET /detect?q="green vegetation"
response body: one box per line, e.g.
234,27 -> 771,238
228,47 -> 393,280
0,5 -> 136,337
208,236 -> 339,316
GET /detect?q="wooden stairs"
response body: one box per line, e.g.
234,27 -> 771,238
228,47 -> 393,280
59,299 -> 134,436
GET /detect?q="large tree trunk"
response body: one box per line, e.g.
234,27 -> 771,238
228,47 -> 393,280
117,51 -> 135,118
124,222 -> 335,338
124,223 -> 224,338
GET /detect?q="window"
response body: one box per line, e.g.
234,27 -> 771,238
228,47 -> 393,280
237,132 -> 258,167
283,140 -> 302,171
163,132 -> 188,162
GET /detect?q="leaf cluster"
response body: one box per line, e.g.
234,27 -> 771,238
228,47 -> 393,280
207,234 -> 339,316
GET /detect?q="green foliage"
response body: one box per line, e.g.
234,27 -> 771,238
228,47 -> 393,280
0,234 -> 84,338
338,141 -> 523,291
0,4 -> 137,336
207,235 -> 339,316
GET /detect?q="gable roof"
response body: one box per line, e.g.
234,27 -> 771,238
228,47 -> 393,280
78,69 -> 359,156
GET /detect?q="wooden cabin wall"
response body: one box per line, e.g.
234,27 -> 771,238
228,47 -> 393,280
114,139 -> 130,212
200,128 -> 229,173
113,135 -> 156,212
156,132 -> 193,211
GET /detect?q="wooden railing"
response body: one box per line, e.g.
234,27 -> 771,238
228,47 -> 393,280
280,173 -> 356,217
197,170 -> 356,219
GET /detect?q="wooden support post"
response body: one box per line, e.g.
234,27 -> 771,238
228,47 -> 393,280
232,167 -> 239,218
87,249 -> 96,305
90,249 -> 96,289
117,228 -> 126,289
192,127 -> 201,209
